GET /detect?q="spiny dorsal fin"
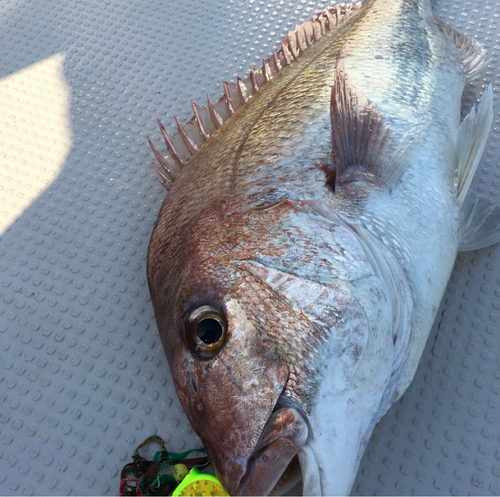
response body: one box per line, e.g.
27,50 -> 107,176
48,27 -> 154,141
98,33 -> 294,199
149,3 -> 362,189
435,17 -> 487,83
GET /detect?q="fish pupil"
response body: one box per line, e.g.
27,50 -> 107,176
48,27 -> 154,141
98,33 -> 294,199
197,318 -> 223,344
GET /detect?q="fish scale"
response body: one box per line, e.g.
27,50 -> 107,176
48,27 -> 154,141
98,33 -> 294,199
147,0 -> 498,494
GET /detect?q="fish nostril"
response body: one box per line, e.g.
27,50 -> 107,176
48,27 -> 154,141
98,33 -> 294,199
189,373 -> 198,394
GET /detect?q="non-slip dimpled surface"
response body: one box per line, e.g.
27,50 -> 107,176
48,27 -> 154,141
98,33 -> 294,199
0,0 -> 499,495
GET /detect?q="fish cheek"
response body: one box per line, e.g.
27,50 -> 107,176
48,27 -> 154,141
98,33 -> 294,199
171,309 -> 290,460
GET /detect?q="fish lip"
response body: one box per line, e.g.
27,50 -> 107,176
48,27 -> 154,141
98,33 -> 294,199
233,395 -> 309,496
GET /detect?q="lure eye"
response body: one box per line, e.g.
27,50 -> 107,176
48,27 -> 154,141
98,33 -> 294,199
185,305 -> 227,359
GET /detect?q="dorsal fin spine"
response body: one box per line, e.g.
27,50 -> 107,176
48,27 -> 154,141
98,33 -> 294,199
276,48 -> 287,69
174,116 -> 199,154
206,93 -> 223,128
288,32 -> 300,58
147,136 -> 178,190
249,66 -> 260,92
272,51 -> 282,72
237,78 -> 249,105
151,160 -> 173,189
262,59 -> 271,82
157,120 -> 185,169
314,17 -> 325,38
296,25 -> 308,51
223,81 -> 235,116
147,136 -> 174,174
191,100 -> 210,142
325,8 -> 336,29
281,40 -> 291,64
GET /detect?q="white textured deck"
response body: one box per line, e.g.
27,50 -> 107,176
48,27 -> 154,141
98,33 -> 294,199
0,0 -> 499,495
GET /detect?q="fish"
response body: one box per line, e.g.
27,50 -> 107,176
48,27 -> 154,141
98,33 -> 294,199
146,0 -> 500,495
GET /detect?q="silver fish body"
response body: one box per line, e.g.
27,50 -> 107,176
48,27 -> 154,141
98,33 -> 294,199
147,0 -> 496,494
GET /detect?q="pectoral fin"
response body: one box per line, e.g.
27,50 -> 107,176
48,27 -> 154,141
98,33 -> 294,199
456,85 -> 493,207
459,191 -> 500,252
456,86 -> 499,251
329,64 -> 417,192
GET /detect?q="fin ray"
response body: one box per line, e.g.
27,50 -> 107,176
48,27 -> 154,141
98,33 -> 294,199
436,17 -> 487,83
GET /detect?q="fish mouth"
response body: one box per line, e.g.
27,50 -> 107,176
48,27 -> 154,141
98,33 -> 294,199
221,395 -> 309,496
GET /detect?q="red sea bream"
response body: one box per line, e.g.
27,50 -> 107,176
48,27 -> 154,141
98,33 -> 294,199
146,0 -> 499,494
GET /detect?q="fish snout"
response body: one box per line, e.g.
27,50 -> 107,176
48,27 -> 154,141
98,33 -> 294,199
214,396 -> 309,496
236,437 -> 300,496
208,449 -> 247,496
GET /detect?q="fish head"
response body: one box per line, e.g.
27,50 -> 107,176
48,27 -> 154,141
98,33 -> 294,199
166,295 -> 310,496
148,206 -> 308,493
148,198 -> 396,495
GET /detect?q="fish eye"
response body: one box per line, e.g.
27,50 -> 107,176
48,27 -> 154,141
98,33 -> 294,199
184,305 -> 227,358
197,317 -> 223,344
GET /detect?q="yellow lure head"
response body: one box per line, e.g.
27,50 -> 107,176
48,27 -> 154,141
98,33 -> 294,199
172,463 -> 189,483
